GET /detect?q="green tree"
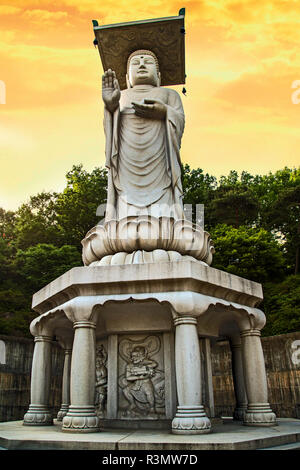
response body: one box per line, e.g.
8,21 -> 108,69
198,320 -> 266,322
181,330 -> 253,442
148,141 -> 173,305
0,208 -> 16,242
262,275 -> 300,336
0,237 -> 13,284
181,164 -> 217,228
14,192 -> 61,250
266,186 -> 300,274
210,224 -> 286,283
11,165 -> 108,252
0,237 -> 35,337
210,188 -> 259,227
182,164 -> 217,205
0,241 -> 82,337
14,243 -> 82,291
54,165 -> 108,249
247,167 -> 299,227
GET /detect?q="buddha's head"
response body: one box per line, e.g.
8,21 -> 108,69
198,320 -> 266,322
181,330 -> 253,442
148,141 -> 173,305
126,49 -> 161,88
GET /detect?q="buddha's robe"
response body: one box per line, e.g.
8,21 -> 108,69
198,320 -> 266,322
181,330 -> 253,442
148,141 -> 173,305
104,85 -> 185,221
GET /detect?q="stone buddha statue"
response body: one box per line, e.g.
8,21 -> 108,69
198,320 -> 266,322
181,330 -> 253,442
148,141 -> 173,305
81,49 -> 214,266
102,49 -> 185,221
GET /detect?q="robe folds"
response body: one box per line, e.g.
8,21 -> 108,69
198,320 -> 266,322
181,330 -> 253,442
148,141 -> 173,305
103,85 -> 185,221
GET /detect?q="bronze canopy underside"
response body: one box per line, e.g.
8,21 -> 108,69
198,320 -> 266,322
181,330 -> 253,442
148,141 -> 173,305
93,14 -> 186,90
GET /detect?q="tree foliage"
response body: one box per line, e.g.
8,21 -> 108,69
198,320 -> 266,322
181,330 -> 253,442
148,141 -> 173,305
210,224 -> 285,283
54,165 -> 107,248
14,192 -> 60,250
14,243 -> 82,291
262,275 -> 300,336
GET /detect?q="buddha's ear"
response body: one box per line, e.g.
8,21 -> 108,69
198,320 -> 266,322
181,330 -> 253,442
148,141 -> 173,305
126,73 -> 132,88
157,72 -> 161,87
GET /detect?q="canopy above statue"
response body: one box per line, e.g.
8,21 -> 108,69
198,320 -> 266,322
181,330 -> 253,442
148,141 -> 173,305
92,9 -> 186,90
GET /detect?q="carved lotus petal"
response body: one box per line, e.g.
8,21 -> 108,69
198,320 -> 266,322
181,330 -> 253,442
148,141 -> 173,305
81,216 -> 214,266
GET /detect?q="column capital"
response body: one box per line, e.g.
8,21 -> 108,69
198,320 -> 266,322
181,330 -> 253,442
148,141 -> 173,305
240,328 -> 261,338
63,297 -> 98,325
174,316 -> 197,327
73,321 -> 96,330
34,335 -> 53,343
30,316 -> 55,339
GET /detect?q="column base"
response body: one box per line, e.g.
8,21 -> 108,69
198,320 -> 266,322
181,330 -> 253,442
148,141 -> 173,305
62,406 -> 100,433
243,403 -> 277,426
172,406 -> 211,435
23,405 -> 53,426
57,404 -> 69,422
233,404 -> 248,421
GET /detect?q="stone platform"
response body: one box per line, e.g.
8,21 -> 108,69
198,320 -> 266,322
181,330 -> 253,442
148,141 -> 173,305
1,419 -> 300,450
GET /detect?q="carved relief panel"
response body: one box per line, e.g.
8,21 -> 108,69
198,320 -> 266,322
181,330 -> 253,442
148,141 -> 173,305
95,340 -> 108,418
118,335 -> 165,419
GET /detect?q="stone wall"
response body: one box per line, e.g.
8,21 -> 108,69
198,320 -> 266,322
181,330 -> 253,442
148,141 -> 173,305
0,335 -> 64,422
211,331 -> 300,418
0,332 -> 299,422
210,339 -> 236,418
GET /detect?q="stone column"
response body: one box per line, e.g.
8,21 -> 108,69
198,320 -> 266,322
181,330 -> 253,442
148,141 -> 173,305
107,334 -> 118,419
57,347 -> 72,421
23,334 -> 53,426
240,328 -> 277,426
229,336 -> 248,421
62,321 -> 100,432
171,316 -> 211,434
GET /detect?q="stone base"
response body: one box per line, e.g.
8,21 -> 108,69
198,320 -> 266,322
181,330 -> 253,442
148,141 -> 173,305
57,404 -> 69,422
23,405 -> 53,426
244,403 -> 277,427
62,406 -> 100,433
81,217 -> 215,266
233,405 -> 247,421
1,419 -> 300,450
171,406 -> 211,435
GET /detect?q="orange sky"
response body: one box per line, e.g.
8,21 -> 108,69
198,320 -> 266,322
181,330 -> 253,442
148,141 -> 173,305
0,0 -> 299,210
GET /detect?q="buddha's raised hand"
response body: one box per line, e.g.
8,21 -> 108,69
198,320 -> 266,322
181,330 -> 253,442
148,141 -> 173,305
102,69 -> 120,113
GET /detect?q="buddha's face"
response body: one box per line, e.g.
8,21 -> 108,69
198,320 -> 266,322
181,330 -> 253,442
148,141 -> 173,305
128,54 -> 159,87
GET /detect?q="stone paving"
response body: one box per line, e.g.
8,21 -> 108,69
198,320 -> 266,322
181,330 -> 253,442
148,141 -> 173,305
0,418 -> 299,450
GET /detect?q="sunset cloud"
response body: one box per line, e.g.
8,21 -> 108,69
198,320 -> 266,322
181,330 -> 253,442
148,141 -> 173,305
22,9 -> 68,23
0,5 -> 22,15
